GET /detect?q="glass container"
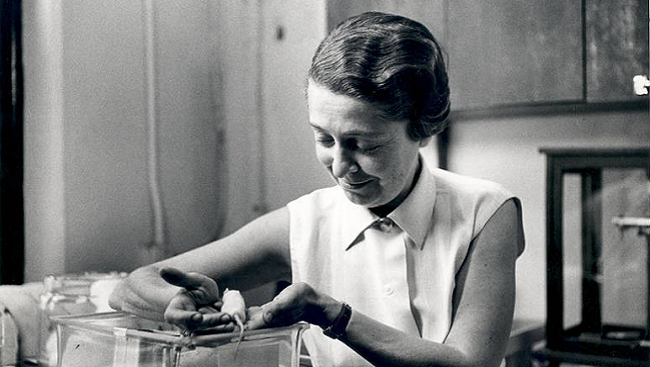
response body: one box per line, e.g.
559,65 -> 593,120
38,272 -> 127,366
52,311 -> 309,367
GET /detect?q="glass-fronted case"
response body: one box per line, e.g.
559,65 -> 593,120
536,148 -> 650,366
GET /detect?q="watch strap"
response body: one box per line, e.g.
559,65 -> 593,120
322,302 -> 352,339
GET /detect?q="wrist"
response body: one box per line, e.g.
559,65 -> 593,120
321,301 -> 352,339
306,290 -> 338,328
321,298 -> 343,327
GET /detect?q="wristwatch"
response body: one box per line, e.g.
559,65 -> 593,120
322,302 -> 352,339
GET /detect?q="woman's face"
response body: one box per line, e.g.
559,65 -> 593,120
307,81 -> 427,214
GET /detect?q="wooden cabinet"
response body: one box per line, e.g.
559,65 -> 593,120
327,0 -> 649,111
447,1 -> 584,109
449,0 -> 649,110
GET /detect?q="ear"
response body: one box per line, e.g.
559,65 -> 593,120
418,136 -> 433,147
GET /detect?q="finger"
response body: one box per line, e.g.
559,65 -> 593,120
199,310 -> 233,327
193,323 -> 237,335
196,304 -> 232,328
164,308 -> 204,330
197,305 -> 219,314
245,306 -> 267,330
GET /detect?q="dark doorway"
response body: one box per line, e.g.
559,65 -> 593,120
0,0 -> 24,284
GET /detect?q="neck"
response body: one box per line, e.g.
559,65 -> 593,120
370,158 -> 422,218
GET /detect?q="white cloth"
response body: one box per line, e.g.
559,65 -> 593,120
287,165 -> 522,367
0,282 -> 44,364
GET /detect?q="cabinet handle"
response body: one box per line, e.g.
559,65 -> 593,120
633,75 -> 650,96
612,216 -> 650,237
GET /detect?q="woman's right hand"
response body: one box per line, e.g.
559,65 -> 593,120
159,267 -> 235,332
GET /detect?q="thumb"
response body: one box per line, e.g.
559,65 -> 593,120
262,303 -> 276,326
159,267 -> 193,287
259,300 -> 291,327
245,302 -> 282,329
159,267 -> 220,304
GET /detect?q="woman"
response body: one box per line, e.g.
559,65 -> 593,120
110,12 -> 524,367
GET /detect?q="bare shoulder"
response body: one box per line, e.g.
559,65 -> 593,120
477,198 -> 524,258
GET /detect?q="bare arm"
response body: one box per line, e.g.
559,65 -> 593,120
109,207 -> 291,322
252,199 -> 522,367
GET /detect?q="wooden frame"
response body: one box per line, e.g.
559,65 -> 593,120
535,147 -> 650,366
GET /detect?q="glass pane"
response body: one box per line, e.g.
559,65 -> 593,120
563,173 -> 583,330
601,168 -> 649,329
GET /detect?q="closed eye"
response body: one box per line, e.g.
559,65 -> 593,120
310,124 -> 382,153
357,143 -> 380,153
349,139 -> 381,154
314,133 -> 334,147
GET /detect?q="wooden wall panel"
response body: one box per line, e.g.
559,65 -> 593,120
326,0 -> 446,49
586,0 -> 650,102
447,0 -> 583,109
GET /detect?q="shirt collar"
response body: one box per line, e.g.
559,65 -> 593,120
340,156 -> 437,251
340,194 -> 378,250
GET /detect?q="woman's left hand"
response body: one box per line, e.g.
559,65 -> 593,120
246,282 -> 339,330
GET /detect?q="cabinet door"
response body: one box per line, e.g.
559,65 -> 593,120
586,0 -> 649,102
327,0 -> 446,42
447,0 -> 583,110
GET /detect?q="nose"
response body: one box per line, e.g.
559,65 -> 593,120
329,146 -> 358,178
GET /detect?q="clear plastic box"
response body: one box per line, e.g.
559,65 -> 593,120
39,272 -> 127,366
51,312 -> 309,367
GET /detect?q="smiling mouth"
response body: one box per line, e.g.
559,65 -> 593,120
338,178 -> 373,190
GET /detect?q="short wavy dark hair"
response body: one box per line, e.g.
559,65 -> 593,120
308,12 -> 450,140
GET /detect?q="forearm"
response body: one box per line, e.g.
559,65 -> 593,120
109,207 -> 291,320
267,286 -> 501,367
339,310 -> 487,367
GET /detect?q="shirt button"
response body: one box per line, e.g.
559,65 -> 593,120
375,217 -> 394,232
383,284 -> 394,295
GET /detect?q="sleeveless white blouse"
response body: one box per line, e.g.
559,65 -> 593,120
287,165 -> 520,367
